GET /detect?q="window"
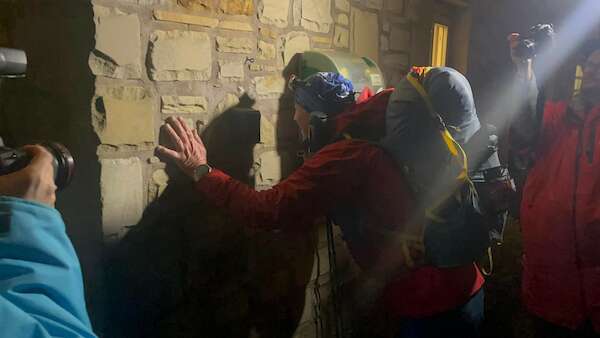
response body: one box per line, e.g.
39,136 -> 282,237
431,23 -> 449,67
574,64 -> 583,96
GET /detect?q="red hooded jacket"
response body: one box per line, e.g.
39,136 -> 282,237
520,101 -> 600,331
195,89 -> 484,318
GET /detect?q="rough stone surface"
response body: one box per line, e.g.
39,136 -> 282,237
218,59 -> 245,79
218,20 -> 254,32
334,25 -> 349,48
219,0 -> 254,15
336,13 -> 349,26
161,95 -> 209,114
255,75 -> 285,96
390,26 -> 410,51
149,30 -> 212,81
153,10 -> 219,27
283,31 -> 310,65
260,115 -> 277,146
95,86 -> 155,145
335,0 -> 350,12
259,26 -> 279,40
351,8 -> 379,62
257,0 -> 290,28
254,150 -> 282,186
178,0 -> 212,11
215,93 -> 240,114
366,0 -> 384,10
381,35 -> 389,51
300,0 -> 333,33
91,11 -> 141,79
386,0 -> 404,11
258,40 -> 277,60
216,36 -> 255,54
311,35 -> 331,46
100,157 -> 144,241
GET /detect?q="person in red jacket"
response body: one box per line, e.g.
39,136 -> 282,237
157,72 -> 484,338
509,35 -> 600,337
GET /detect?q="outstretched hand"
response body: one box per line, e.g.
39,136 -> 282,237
156,116 -> 207,179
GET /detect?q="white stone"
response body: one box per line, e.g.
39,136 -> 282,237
300,0 -> 333,33
255,150 -> 282,186
333,25 -> 349,48
283,31 -> 310,65
390,26 -> 410,51
351,7 -> 379,62
336,13 -> 349,26
335,0 -> 350,12
216,36 -> 255,54
153,10 -> 219,27
218,59 -> 245,79
218,20 -> 254,32
260,115 -> 277,146
366,0 -> 384,10
91,13 -> 141,79
161,95 -> 209,114
255,75 -> 286,96
100,157 -> 144,241
257,0 -> 290,28
258,40 -> 277,60
149,30 -> 212,81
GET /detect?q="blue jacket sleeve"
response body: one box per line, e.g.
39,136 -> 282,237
0,196 -> 97,338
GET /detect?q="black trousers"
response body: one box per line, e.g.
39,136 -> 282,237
532,317 -> 600,338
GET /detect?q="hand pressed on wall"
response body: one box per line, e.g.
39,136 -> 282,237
156,116 -> 208,179
0,145 -> 57,207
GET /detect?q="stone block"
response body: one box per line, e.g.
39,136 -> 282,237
254,150 -> 282,186
258,40 -> 277,60
95,86 -> 155,145
381,35 -> 389,51
333,25 -> 349,48
148,169 -> 169,203
153,10 -> 219,28
218,59 -> 245,79
100,157 -> 144,241
257,0 -> 290,28
259,26 -> 279,40
216,36 -> 255,54
311,35 -> 331,46
386,0 -> 404,11
351,7 -> 379,62
366,0 -> 384,10
161,95 -> 209,114
218,0 -> 254,15
336,13 -> 349,26
390,26 -> 410,51
178,0 -> 212,11
335,0 -> 350,12
215,93 -> 240,114
218,20 -> 254,31
149,30 -> 212,81
300,0 -> 333,33
382,20 -> 390,33
260,115 -> 277,146
91,11 -> 141,79
255,75 -> 285,96
283,31 -> 310,65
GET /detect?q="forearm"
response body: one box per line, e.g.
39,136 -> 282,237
0,196 -> 96,338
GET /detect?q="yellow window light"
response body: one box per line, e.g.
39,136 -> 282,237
432,23 -> 449,67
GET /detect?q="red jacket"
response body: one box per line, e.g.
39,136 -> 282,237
195,90 -> 484,318
521,101 -> 600,331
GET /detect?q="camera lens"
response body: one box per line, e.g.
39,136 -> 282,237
41,142 -> 75,191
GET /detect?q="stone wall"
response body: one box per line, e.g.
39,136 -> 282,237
1,0 -> 474,337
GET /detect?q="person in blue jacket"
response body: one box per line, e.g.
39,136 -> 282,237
0,145 -> 96,338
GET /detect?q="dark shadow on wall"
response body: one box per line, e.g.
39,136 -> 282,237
106,90 -> 315,338
0,0 -> 103,331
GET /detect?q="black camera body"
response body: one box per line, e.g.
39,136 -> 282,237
514,23 -> 555,59
0,48 -> 75,190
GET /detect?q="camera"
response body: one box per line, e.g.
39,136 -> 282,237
513,23 -> 555,59
0,47 -> 75,190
